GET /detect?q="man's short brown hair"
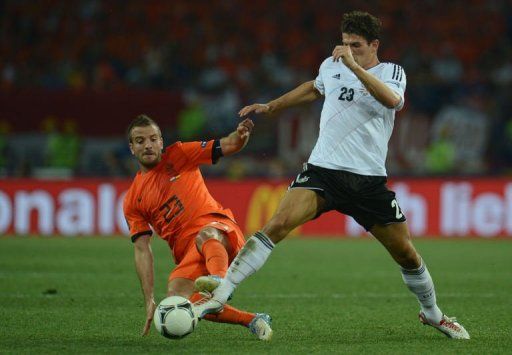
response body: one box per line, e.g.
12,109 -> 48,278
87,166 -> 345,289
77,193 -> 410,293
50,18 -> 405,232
127,114 -> 161,142
341,11 -> 382,43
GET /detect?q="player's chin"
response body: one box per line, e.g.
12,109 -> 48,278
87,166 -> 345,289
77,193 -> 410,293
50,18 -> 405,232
140,154 -> 159,167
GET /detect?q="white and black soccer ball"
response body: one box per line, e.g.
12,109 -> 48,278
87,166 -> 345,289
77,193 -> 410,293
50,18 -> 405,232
153,296 -> 197,339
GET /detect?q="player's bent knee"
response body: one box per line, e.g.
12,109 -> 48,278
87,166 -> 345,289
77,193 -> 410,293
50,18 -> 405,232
195,227 -> 227,250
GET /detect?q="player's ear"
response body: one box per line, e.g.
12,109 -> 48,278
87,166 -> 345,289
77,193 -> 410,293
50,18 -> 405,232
129,142 -> 135,155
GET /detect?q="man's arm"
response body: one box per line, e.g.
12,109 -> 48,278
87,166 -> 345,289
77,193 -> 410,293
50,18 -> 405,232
333,45 -> 401,109
219,118 -> 254,156
133,234 -> 156,336
350,66 -> 401,108
239,80 -> 322,117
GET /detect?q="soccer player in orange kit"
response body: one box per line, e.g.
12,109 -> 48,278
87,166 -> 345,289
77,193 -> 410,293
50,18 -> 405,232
123,114 -> 272,340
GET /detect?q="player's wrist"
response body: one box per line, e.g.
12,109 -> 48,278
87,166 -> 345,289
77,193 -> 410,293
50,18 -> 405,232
349,63 -> 364,74
261,103 -> 271,112
266,102 -> 277,113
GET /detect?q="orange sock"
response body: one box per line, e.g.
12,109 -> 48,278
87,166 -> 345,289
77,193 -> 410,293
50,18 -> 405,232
201,238 -> 229,277
189,293 -> 254,327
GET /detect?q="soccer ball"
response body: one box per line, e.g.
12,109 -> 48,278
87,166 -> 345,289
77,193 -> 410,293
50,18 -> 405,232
153,296 -> 197,339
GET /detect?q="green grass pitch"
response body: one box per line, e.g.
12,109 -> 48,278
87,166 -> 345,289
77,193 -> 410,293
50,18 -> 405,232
1,236 -> 511,354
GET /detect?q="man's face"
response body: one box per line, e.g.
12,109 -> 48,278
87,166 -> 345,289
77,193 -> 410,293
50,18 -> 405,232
342,33 -> 379,68
129,124 -> 163,170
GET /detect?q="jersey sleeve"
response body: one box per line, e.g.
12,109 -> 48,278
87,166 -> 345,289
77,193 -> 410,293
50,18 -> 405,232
123,193 -> 153,243
381,63 -> 407,111
313,59 -> 328,96
179,140 -> 220,166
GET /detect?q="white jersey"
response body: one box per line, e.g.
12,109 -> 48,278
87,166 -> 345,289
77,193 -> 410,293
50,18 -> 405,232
309,58 -> 406,176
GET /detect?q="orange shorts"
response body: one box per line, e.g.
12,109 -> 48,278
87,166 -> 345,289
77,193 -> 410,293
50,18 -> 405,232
168,214 -> 245,282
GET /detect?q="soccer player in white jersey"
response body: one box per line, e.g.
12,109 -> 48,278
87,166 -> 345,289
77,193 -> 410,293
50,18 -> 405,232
194,11 -> 469,339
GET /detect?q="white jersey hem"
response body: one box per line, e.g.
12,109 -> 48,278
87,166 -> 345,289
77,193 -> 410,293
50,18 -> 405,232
308,160 -> 387,177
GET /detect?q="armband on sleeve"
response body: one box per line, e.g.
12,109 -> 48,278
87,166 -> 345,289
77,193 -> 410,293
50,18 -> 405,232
212,139 -> 224,164
131,230 -> 153,243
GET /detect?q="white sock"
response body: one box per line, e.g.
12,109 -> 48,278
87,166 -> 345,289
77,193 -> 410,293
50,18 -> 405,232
401,260 -> 443,323
213,231 -> 274,303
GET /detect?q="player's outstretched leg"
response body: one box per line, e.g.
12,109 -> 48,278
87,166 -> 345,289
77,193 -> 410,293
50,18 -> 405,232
193,231 -> 275,318
196,188 -> 323,316
198,231 -> 274,308
190,293 -> 273,340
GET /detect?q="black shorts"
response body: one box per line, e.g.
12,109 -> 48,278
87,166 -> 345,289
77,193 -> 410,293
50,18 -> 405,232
289,163 -> 406,231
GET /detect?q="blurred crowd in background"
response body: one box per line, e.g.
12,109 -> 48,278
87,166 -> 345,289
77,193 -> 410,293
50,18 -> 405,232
1,0 -> 511,179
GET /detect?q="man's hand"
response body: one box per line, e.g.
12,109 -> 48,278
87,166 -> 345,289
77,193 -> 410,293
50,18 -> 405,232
141,299 -> 156,336
332,45 -> 358,71
236,118 -> 254,139
239,103 -> 271,117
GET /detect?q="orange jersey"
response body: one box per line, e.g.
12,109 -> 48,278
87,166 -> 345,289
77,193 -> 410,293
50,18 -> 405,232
123,140 -> 235,247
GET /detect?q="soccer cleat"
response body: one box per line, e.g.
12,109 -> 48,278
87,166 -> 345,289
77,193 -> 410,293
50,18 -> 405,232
419,312 -> 470,339
192,295 -> 224,319
248,313 -> 273,341
194,275 -> 222,294
194,275 -> 233,301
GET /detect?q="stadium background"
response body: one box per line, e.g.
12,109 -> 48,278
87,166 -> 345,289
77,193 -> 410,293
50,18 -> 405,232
1,0 -> 511,238
1,1 -> 512,353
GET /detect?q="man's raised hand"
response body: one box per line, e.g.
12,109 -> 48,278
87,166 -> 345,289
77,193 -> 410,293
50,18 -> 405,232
239,103 -> 270,117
